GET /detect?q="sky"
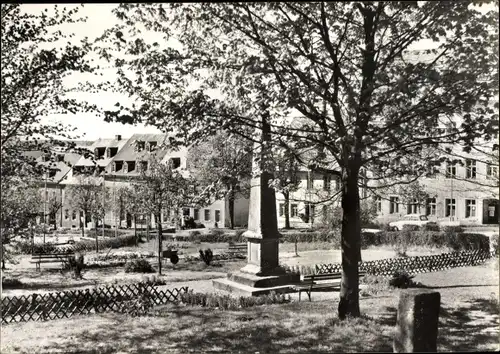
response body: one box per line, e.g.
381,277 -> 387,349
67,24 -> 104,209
22,3 -> 496,141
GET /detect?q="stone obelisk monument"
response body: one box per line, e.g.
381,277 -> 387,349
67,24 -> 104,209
213,118 -> 299,295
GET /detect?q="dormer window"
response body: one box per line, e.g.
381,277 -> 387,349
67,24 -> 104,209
108,147 -> 118,157
127,161 -> 136,173
148,141 -> 157,151
49,169 -> 57,178
41,154 -> 50,162
136,141 -> 145,152
95,147 -> 106,158
57,154 -> 64,162
114,161 -> 123,172
170,157 -> 181,169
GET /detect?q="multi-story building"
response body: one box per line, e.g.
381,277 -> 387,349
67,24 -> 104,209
373,147 -> 499,226
42,134 -> 250,230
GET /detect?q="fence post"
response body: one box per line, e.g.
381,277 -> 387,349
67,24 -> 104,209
393,289 -> 441,353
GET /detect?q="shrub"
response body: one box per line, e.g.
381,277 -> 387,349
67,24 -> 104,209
280,230 -> 340,246
442,225 -> 464,235
491,234 -> 499,256
65,253 -> 85,279
199,249 -> 214,265
402,224 -> 420,232
189,230 -> 202,238
184,217 -> 197,229
179,290 -> 291,310
420,222 -> 440,232
389,270 -> 416,289
1,277 -> 23,289
124,258 -> 155,273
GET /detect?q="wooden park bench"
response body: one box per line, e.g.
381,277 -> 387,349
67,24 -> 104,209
292,271 -> 366,302
30,251 -> 75,271
227,242 -> 247,256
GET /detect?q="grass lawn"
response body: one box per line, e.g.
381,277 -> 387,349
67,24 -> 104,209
1,259 -> 498,353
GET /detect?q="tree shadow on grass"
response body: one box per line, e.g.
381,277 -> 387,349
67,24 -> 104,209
14,304 -> 394,354
367,298 -> 499,352
438,297 -> 499,352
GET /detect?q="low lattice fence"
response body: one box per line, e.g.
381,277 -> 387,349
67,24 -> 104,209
1,283 -> 188,324
311,250 -> 495,276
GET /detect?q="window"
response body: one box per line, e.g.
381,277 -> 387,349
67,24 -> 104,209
291,204 -> 298,217
407,199 -> 419,214
487,164 -> 498,179
95,147 -> 106,158
426,198 -> 436,216
465,199 -> 476,218
322,205 -> 328,220
375,196 -> 382,213
323,175 -> 331,191
136,141 -> 145,152
279,203 -> 285,217
169,157 -> 181,169
194,209 -> 199,220
109,147 -> 118,157
204,209 -> 210,221
64,209 -> 69,220
445,198 -> 456,217
390,197 -> 399,214
49,169 -> 57,178
446,162 -> 456,178
72,211 -> 76,220
215,210 -> 221,223
183,208 -> 190,217
127,161 -> 135,173
114,161 -> 123,172
148,141 -> 157,151
466,159 -> 476,179
57,154 -> 64,162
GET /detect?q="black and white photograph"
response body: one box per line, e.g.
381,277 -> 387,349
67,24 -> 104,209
1,2 -> 499,353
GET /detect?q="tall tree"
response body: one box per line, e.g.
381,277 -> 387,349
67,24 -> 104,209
66,174 -> 105,251
132,153 -> 196,274
0,177 -> 41,269
1,4 -> 95,175
96,2 -> 498,318
187,131 -> 253,229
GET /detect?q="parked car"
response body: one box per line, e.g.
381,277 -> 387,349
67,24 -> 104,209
388,214 -> 431,231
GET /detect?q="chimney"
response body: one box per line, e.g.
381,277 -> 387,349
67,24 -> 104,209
115,135 -> 122,141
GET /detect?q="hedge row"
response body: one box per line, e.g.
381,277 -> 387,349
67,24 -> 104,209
13,235 -> 138,255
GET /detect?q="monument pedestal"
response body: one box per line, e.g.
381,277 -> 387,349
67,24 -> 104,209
212,235 -> 300,296
213,118 -> 300,296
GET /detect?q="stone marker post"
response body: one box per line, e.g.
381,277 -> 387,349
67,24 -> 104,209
212,115 -> 299,295
393,289 -> 441,353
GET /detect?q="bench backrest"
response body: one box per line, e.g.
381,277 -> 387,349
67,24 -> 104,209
303,271 -> 366,282
32,253 -> 74,259
228,243 -> 246,249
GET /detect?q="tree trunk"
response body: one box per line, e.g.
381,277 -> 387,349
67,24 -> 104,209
228,186 -> 235,229
156,213 -> 163,275
146,214 -> 150,242
284,190 -> 291,229
338,167 -> 362,320
81,211 -> 85,238
94,217 -> 99,253
134,215 -> 137,246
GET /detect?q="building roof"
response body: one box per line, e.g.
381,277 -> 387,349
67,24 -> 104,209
111,134 -> 168,162
73,136 -> 128,169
